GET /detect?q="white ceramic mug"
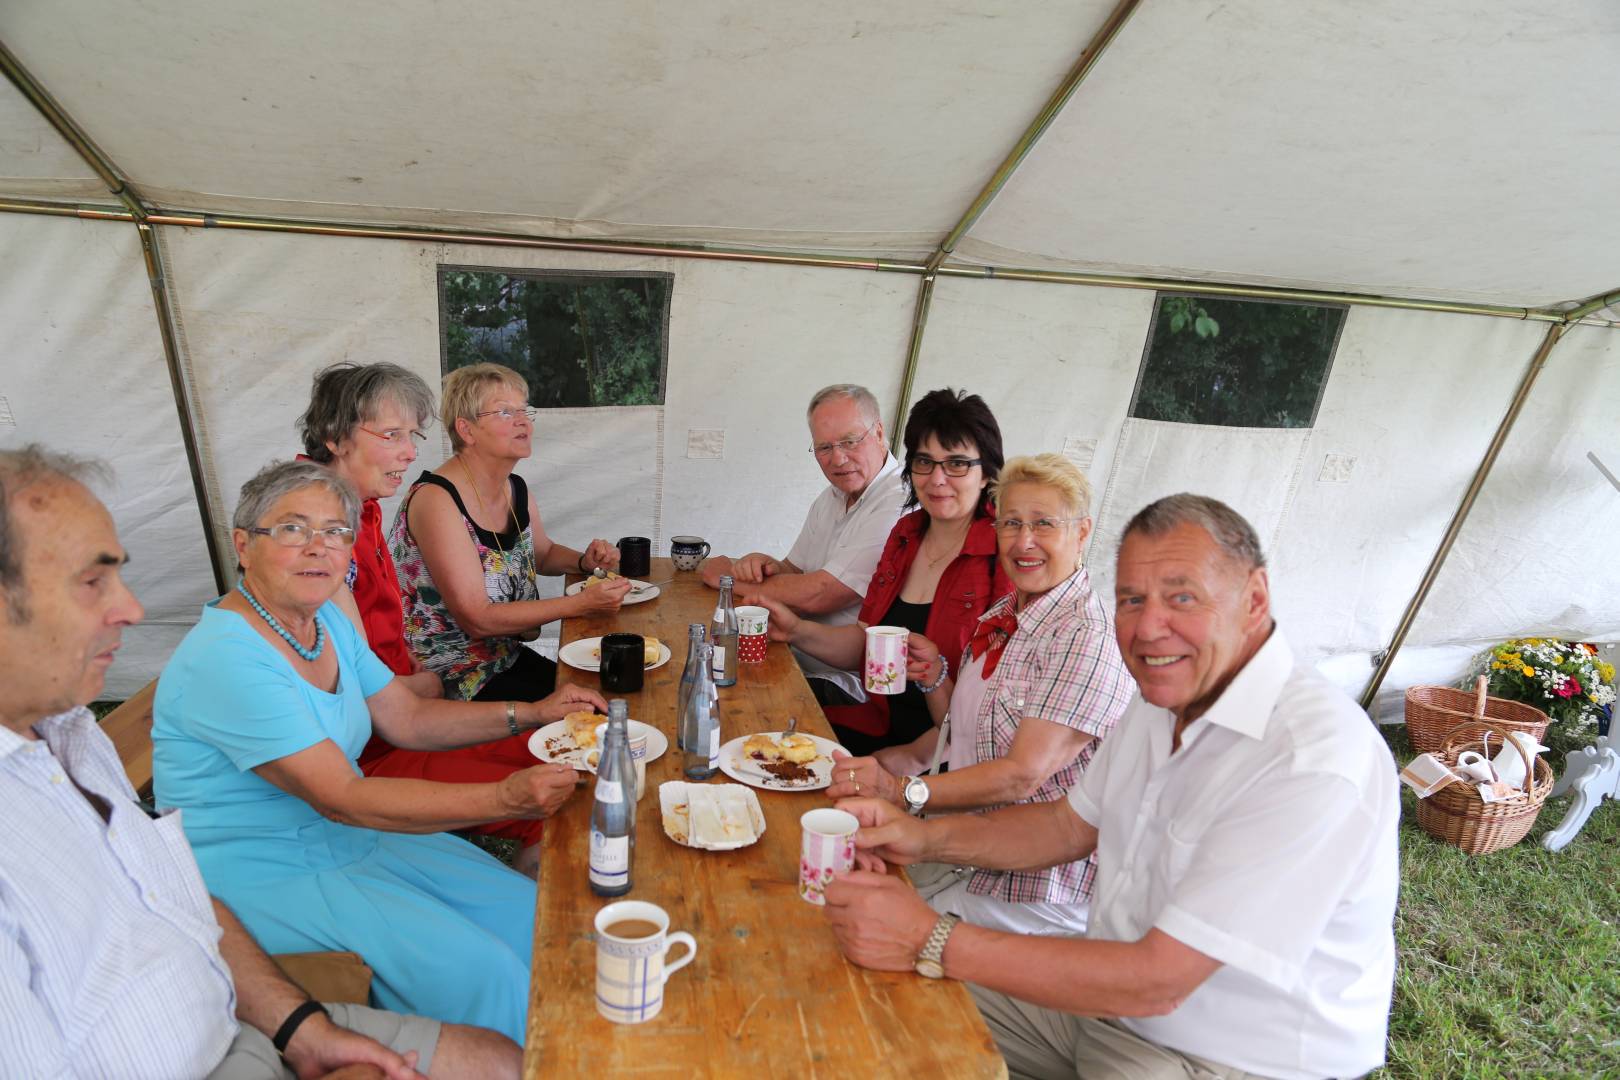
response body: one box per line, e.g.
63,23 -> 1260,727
596,722 -> 650,801
593,900 -> 698,1024
799,807 -> 859,905
735,605 -> 770,664
863,625 -> 910,695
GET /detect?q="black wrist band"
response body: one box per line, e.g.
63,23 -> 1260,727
577,551 -> 589,572
272,1000 -> 328,1055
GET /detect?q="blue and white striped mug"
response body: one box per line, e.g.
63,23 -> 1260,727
594,901 -> 698,1024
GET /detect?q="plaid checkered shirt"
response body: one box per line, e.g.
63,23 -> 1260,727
957,566 -> 1136,905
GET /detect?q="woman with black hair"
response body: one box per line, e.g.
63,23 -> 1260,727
760,387 -> 1011,754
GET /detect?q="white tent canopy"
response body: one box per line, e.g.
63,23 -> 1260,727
2,1 -> 1617,710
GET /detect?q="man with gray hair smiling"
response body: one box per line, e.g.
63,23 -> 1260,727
702,383 -> 906,704
824,493 -> 1400,1080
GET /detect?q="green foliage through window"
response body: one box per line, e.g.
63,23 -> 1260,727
439,268 -> 671,408
1130,295 -> 1345,428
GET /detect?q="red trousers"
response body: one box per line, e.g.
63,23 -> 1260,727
360,734 -> 546,847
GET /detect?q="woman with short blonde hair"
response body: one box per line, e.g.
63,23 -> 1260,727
391,362 -> 631,703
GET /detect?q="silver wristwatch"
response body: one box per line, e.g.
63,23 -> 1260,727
914,912 -> 961,979
902,775 -> 931,816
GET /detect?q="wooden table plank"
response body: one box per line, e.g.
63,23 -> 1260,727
524,559 -> 1005,1078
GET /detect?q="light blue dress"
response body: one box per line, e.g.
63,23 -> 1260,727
153,600 -> 535,1044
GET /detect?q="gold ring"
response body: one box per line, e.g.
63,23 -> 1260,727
847,769 -> 857,784
854,781 -> 861,794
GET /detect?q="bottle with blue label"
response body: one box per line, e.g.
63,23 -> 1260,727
683,643 -> 722,780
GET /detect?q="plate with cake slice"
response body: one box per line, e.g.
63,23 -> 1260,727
717,731 -> 843,791
527,710 -> 668,772
557,635 -> 670,673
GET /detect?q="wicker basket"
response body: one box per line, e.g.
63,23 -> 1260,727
1404,675 -> 1549,756
1413,720 -> 1554,855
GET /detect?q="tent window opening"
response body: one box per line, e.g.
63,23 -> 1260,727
1128,294 -> 1347,429
438,267 -> 673,407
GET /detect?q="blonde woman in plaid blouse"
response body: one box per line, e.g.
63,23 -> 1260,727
829,453 -> 1135,936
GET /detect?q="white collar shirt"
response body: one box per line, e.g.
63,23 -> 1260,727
0,707 -> 238,1077
785,452 -> 907,698
1067,631 -> 1399,1079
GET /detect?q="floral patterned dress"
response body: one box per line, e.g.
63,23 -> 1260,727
390,470 -> 539,699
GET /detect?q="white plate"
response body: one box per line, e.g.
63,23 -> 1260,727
564,578 -> 660,604
558,636 -> 672,673
527,718 -> 669,772
717,732 -> 844,792
658,781 -> 767,850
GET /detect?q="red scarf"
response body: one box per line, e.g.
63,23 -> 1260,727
967,609 -> 1019,680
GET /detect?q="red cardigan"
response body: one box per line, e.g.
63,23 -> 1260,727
826,510 -> 1011,738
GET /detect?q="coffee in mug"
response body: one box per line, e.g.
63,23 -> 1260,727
594,900 -> 698,1024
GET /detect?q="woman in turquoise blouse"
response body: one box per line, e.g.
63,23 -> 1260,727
153,460 -> 605,1045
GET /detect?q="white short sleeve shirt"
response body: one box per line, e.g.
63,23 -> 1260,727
784,453 -> 907,698
1067,631 -> 1400,1080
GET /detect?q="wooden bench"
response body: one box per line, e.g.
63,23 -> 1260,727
99,678 -> 372,1004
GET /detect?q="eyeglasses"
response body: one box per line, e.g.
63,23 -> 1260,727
810,421 -> 877,459
993,517 -> 1083,538
475,406 -> 538,424
357,426 -> 429,445
247,522 -> 357,548
909,455 -> 982,477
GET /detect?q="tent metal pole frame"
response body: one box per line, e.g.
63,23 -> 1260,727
1359,286 -> 1620,712
892,0 -> 1143,447
0,40 -> 231,595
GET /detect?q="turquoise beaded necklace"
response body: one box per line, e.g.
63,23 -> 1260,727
236,579 -> 325,661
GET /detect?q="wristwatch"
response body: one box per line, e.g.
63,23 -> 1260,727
914,912 -> 961,979
902,775 -> 931,816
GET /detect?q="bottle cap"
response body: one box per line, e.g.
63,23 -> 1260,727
719,574 -> 734,588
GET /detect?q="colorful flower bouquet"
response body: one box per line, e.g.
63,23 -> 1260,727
1465,639 -> 1616,740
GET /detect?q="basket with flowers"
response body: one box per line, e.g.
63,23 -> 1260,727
1466,639 -> 1616,741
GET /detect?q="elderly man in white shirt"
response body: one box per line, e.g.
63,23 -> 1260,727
823,494 -> 1399,1080
0,445 -> 515,1079
702,383 -> 906,703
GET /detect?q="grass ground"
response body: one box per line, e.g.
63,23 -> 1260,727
93,701 -> 1618,1074
1374,725 -> 1620,1079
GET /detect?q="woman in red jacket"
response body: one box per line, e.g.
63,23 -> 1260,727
763,388 -> 1011,754
297,362 -> 566,877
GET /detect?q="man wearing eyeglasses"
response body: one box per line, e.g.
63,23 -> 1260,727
702,383 -> 906,704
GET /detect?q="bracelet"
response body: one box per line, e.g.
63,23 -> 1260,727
506,701 -> 520,737
577,551 -> 589,573
272,1000 -> 328,1057
916,656 -> 949,694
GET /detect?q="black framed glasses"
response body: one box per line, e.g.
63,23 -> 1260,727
247,522 -> 357,548
909,454 -> 982,477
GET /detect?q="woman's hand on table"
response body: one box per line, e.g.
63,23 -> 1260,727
525,684 -> 610,728
905,633 -> 943,684
581,539 -> 620,573
827,752 -> 902,805
497,762 -> 579,819
822,870 -> 937,973
572,575 -> 632,615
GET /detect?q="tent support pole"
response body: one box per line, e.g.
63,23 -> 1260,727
5,198 -> 1617,328
926,0 -> 1143,273
1358,320 -> 1569,712
1,37 -> 230,593
890,273 -> 937,452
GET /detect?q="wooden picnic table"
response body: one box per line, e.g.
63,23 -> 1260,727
523,558 -> 1006,1078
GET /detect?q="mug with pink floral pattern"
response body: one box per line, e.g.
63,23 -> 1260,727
863,625 -> 909,695
798,808 -> 859,905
